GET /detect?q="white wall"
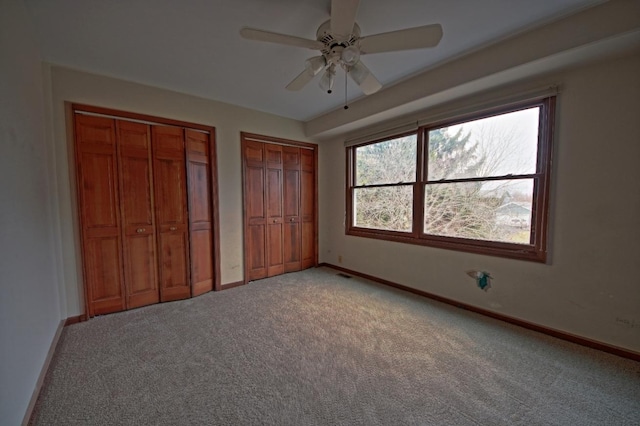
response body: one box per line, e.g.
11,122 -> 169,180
319,52 -> 640,353
47,66 -> 312,317
0,0 -> 63,423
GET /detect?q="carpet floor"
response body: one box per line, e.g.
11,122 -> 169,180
30,267 -> 640,425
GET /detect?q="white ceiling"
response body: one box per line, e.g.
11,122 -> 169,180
25,0 -> 606,123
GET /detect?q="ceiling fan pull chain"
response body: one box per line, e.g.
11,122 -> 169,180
344,70 -> 349,110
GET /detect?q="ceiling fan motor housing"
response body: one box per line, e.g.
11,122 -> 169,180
317,20 -> 362,67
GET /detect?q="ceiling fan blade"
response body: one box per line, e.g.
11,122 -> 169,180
348,60 -> 382,95
359,24 -> 443,54
240,27 -> 324,50
286,69 -> 316,91
330,0 -> 360,39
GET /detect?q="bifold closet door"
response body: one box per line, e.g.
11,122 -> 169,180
152,126 -> 191,302
76,109 -> 218,317
186,129 -> 214,296
75,115 -> 126,316
116,120 -> 159,309
242,135 -> 317,282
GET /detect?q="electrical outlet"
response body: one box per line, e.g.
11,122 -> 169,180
338,255 -> 343,264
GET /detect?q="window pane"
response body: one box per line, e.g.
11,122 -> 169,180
354,186 -> 413,232
428,108 -> 539,181
424,179 -> 534,244
356,135 -> 417,186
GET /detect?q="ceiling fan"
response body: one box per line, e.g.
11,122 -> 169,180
239,0 -> 443,96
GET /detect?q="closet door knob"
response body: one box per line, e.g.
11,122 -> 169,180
170,226 -> 177,231
136,228 -> 145,233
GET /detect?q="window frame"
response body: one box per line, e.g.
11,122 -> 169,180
346,96 -> 555,263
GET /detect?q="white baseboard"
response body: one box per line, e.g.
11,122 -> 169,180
22,319 -> 65,426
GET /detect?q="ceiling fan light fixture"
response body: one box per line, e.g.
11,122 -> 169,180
305,56 -> 326,76
319,65 -> 336,93
341,45 -> 360,66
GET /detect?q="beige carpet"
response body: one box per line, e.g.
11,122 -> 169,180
30,267 -> 640,425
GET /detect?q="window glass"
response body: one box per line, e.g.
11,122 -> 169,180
356,135 -> 417,186
354,186 -> 413,232
428,108 -> 539,181
424,179 -> 534,243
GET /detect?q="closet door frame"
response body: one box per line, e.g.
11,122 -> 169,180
72,103 -> 221,318
241,132 -> 318,285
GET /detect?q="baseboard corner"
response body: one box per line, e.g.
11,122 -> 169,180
221,280 -> 244,290
64,314 -> 87,326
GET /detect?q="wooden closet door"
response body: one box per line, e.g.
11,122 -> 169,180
301,148 -> 316,269
152,126 -> 191,302
75,114 -> 126,316
117,120 -> 159,309
243,141 -> 267,280
265,144 -> 284,277
186,129 -> 214,296
242,133 -> 317,283
283,146 -> 301,272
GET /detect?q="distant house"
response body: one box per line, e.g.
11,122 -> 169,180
496,202 -> 532,228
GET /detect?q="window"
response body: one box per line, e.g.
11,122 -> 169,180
346,97 -> 555,262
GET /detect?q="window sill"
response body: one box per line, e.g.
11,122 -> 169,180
346,227 -> 547,263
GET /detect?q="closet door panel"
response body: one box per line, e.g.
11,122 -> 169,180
302,221 -> 314,267
117,121 -> 159,309
186,129 -> 214,296
266,169 -> 282,218
248,223 -> 266,279
120,157 -> 153,223
247,166 -> 265,219
283,146 -> 301,272
283,171 -> 300,216
155,161 -> 188,224
157,231 -> 190,298
267,219 -> 283,275
301,148 -> 316,269
190,231 -> 212,292
244,141 -> 267,280
81,152 -> 119,228
75,114 -> 126,316
266,144 -> 284,277
153,126 -> 191,302
246,166 -> 267,280
126,235 -> 157,294
84,236 -> 125,315
283,221 -> 300,273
